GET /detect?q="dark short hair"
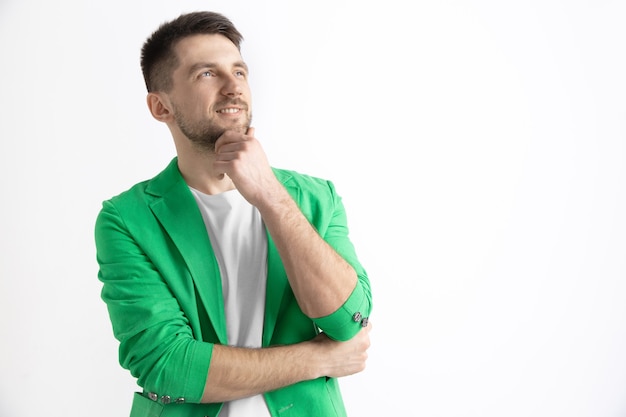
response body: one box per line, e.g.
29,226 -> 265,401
140,11 -> 244,92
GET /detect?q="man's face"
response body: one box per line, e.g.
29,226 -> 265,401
167,34 -> 252,151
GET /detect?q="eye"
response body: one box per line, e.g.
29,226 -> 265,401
235,70 -> 247,78
201,71 -> 214,78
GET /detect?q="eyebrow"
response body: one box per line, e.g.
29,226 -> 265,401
187,60 -> 249,77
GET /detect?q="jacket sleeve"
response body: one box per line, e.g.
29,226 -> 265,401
95,199 -> 212,404
299,178 -> 373,341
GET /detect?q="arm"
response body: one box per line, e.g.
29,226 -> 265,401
256,186 -> 357,318
201,327 -> 371,403
214,128 -> 360,318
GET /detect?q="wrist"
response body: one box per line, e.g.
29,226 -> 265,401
300,335 -> 329,380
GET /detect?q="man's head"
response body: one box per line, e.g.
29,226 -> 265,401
141,11 -> 243,93
142,12 -> 251,152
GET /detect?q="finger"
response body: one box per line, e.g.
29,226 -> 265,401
215,130 -> 245,154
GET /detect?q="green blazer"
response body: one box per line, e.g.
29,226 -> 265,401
95,158 -> 372,417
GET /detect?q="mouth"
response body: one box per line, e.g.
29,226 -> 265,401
216,107 -> 242,114
215,99 -> 248,115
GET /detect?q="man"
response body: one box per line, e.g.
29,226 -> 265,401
95,11 -> 372,417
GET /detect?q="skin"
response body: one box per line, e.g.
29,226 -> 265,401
146,33 -> 371,403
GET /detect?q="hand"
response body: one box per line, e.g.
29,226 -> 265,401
309,321 -> 372,379
213,127 -> 282,206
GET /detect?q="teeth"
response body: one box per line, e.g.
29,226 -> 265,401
218,108 -> 240,114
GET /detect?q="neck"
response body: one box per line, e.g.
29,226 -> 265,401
175,142 -> 236,195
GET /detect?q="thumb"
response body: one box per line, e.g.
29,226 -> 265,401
245,126 -> 255,138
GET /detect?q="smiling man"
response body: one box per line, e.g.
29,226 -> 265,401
94,11 -> 372,417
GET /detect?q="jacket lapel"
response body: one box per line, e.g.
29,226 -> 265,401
262,233 -> 287,346
146,158 -> 228,345
262,170 -> 299,346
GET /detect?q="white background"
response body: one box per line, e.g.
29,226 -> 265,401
1,1 -> 625,416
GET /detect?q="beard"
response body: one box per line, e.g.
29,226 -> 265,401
173,100 -> 252,152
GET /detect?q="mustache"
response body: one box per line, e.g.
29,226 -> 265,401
214,99 -> 249,111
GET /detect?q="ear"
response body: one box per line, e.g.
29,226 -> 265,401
147,92 -> 174,123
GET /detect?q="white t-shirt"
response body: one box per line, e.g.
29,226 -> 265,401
190,188 -> 271,417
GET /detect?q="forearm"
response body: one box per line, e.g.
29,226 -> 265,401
201,342 -> 314,403
256,186 -> 357,318
201,328 -> 371,403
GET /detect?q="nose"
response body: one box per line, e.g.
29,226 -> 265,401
220,74 -> 242,97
